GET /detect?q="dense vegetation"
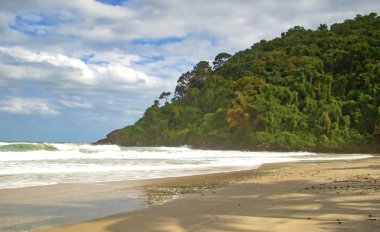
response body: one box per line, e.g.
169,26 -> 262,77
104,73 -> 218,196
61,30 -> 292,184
97,14 -> 380,153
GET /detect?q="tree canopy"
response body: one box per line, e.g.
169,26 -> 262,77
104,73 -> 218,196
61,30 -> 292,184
97,13 -> 380,153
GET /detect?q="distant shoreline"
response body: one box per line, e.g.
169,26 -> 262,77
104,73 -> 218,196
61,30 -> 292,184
95,139 -> 380,155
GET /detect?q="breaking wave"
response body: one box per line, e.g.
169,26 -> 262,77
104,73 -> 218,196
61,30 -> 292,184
0,143 -> 58,152
0,142 -> 373,189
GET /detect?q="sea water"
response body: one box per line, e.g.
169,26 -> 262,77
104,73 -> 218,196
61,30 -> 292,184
0,142 -> 372,190
0,142 -> 373,231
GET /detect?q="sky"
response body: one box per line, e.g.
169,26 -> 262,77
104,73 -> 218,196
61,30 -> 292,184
0,0 -> 379,143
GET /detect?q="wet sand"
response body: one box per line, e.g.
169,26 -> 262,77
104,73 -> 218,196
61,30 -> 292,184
38,156 -> 380,232
0,182 -> 148,231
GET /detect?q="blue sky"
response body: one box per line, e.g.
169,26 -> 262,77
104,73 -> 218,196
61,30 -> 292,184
0,0 -> 379,142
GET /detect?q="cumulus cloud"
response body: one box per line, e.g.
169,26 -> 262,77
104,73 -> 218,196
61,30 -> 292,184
0,46 -> 170,92
0,97 -> 59,116
0,46 -> 95,83
27,0 -> 377,48
2,1 -> 379,80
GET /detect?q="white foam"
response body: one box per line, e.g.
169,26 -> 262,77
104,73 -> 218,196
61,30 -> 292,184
0,142 -> 373,189
0,142 -> 12,146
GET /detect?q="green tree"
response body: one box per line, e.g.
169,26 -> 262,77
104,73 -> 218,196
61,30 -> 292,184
159,91 -> 171,104
212,52 -> 232,70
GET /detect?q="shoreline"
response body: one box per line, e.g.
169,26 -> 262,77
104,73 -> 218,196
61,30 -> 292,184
94,141 -> 380,155
38,156 -> 380,232
0,161 -> 275,232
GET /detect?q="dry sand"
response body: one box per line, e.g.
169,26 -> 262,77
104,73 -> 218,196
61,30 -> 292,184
39,157 -> 380,232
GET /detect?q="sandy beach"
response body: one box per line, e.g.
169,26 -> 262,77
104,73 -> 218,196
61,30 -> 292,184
37,156 -> 380,232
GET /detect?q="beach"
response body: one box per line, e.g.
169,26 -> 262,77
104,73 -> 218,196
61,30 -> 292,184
1,143 -> 374,231
37,156 -> 380,232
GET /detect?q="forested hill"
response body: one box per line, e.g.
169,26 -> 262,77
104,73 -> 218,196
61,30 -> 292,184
96,13 -> 380,153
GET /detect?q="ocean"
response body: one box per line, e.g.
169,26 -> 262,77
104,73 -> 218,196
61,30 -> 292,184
0,142 -> 373,231
0,142 -> 372,190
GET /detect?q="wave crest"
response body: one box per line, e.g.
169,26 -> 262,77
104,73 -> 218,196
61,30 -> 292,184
0,143 -> 58,152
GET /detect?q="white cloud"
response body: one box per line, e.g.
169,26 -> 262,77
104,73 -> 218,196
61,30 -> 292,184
59,99 -> 93,109
90,51 -> 140,66
48,0 -> 379,47
2,1 -> 379,83
0,46 -> 95,83
0,46 -> 171,92
0,97 -> 59,116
